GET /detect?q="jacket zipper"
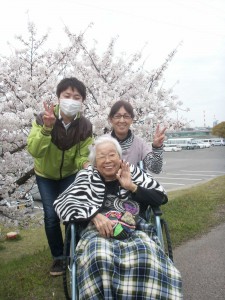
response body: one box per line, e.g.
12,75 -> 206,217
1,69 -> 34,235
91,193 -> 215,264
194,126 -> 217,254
59,126 -> 68,179
60,150 -> 65,179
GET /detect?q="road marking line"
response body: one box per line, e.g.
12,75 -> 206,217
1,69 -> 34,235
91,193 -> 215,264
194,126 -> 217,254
158,182 -> 185,185
180,170 -> 225,174
161,173 -> 217,177
155,177 -> 202,181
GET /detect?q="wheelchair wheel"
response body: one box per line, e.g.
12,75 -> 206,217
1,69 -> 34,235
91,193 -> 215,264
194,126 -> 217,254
63,223 -> 77,300
160,218 -> 173,261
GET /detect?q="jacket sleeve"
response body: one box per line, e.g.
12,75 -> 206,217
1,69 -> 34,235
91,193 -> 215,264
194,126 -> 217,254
130,164 -> 168,207
74,136 -> 94,170
133,185 -> 168,207
27,121 -> 53,158
143,145 -> 164,174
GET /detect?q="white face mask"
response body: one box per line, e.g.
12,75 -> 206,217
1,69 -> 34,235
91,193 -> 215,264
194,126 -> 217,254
59,99 -> 82,117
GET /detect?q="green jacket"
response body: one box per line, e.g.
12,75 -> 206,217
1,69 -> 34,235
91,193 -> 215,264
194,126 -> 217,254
27,105 -> 93,180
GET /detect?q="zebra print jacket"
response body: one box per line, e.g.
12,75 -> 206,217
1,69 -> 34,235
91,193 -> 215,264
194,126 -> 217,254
53,164 -> 167,223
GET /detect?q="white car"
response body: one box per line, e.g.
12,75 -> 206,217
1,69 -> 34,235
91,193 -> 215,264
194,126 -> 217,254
163,144 -> 182,152
202,139 -> 212,147
197,142 -> 206,149
194,140 -> 206,149
211,139 -> 225,146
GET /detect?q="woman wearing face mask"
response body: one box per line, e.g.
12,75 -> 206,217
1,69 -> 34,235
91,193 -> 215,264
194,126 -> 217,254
27,77 -> 93,276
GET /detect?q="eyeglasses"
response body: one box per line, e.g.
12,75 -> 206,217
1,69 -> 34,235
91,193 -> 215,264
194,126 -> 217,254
113,114 -> 132,120
96,152 -> 119,161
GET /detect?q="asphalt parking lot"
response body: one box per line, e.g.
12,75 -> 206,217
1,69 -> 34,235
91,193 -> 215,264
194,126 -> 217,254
154,146 -> 225,191
32,146 -> 225,206
158,146 -> 225,299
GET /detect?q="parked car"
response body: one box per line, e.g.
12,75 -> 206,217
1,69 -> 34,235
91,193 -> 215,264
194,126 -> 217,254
165,138 -> 195,150
201,139 -> 211,148
163,144 -> 182,152
191,141 -> 200,149
202,139 -> 212,147
211,139 -> 225,146
194,140 -> 206,149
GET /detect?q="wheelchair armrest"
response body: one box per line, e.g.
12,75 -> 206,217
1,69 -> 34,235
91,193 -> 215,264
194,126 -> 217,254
151,206 -> 163,216
63,221 -> 76,225
145,205 -> 163,222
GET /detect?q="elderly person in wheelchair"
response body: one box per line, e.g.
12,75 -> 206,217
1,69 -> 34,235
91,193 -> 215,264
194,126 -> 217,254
54,135 -> 182,299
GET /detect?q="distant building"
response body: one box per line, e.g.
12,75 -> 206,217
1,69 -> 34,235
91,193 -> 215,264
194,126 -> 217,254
165,128 -> 216,139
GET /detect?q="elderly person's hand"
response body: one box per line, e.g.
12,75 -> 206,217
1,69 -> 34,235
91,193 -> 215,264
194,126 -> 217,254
116,161 -> 137,193
152,124 -> 167,148
43,101 -> 56,128
92,213 -> 114,238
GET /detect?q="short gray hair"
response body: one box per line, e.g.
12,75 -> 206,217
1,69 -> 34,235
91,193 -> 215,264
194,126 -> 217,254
88,135 -> 123,166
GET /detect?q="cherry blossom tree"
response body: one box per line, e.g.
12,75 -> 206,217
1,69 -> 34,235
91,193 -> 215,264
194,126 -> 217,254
0,22 -> 83,202
0,21 -> 186,207
64,27 -> 185,137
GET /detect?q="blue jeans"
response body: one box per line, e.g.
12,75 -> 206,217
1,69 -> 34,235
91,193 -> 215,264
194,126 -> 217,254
36,174 -> 76,258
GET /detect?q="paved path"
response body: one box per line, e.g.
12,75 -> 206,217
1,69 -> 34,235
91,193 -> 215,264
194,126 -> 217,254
173,223 -> 225,300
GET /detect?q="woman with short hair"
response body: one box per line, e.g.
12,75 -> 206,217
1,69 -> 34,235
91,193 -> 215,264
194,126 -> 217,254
108,100 -> 166,174
54,135 -> 182,299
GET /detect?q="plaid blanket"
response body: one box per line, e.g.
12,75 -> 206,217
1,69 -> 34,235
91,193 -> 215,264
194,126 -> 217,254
76,218 -> 182,299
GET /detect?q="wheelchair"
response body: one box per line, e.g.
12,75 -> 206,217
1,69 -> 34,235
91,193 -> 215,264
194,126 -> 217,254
62,208 -> 173,300
62,161 -> 173,300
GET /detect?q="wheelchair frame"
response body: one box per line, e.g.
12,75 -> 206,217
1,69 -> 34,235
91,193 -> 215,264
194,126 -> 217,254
62,161 -> 173,300
63,209 -> 173,300
139,160 -> 173,260
63,223 -> 77,300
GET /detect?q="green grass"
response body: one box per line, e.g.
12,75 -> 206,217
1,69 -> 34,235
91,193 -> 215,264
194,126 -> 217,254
0,175 -> 225,300
0,225 -> 48,262
0,249 -> 64,300
0,226 -> 65,300
164,175 -> 225,247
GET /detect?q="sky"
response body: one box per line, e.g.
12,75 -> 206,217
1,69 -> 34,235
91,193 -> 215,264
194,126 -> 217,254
0,0 -> 225,127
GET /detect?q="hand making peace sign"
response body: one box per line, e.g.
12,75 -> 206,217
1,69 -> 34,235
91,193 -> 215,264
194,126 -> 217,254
152,124 -> 167,148
43,101 -> 56,128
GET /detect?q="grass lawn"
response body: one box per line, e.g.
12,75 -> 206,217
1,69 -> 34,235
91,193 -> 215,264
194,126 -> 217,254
1,175 -> 225,300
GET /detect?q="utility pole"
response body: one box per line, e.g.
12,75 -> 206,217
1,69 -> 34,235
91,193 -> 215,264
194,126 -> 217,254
213,115 -> 218,127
